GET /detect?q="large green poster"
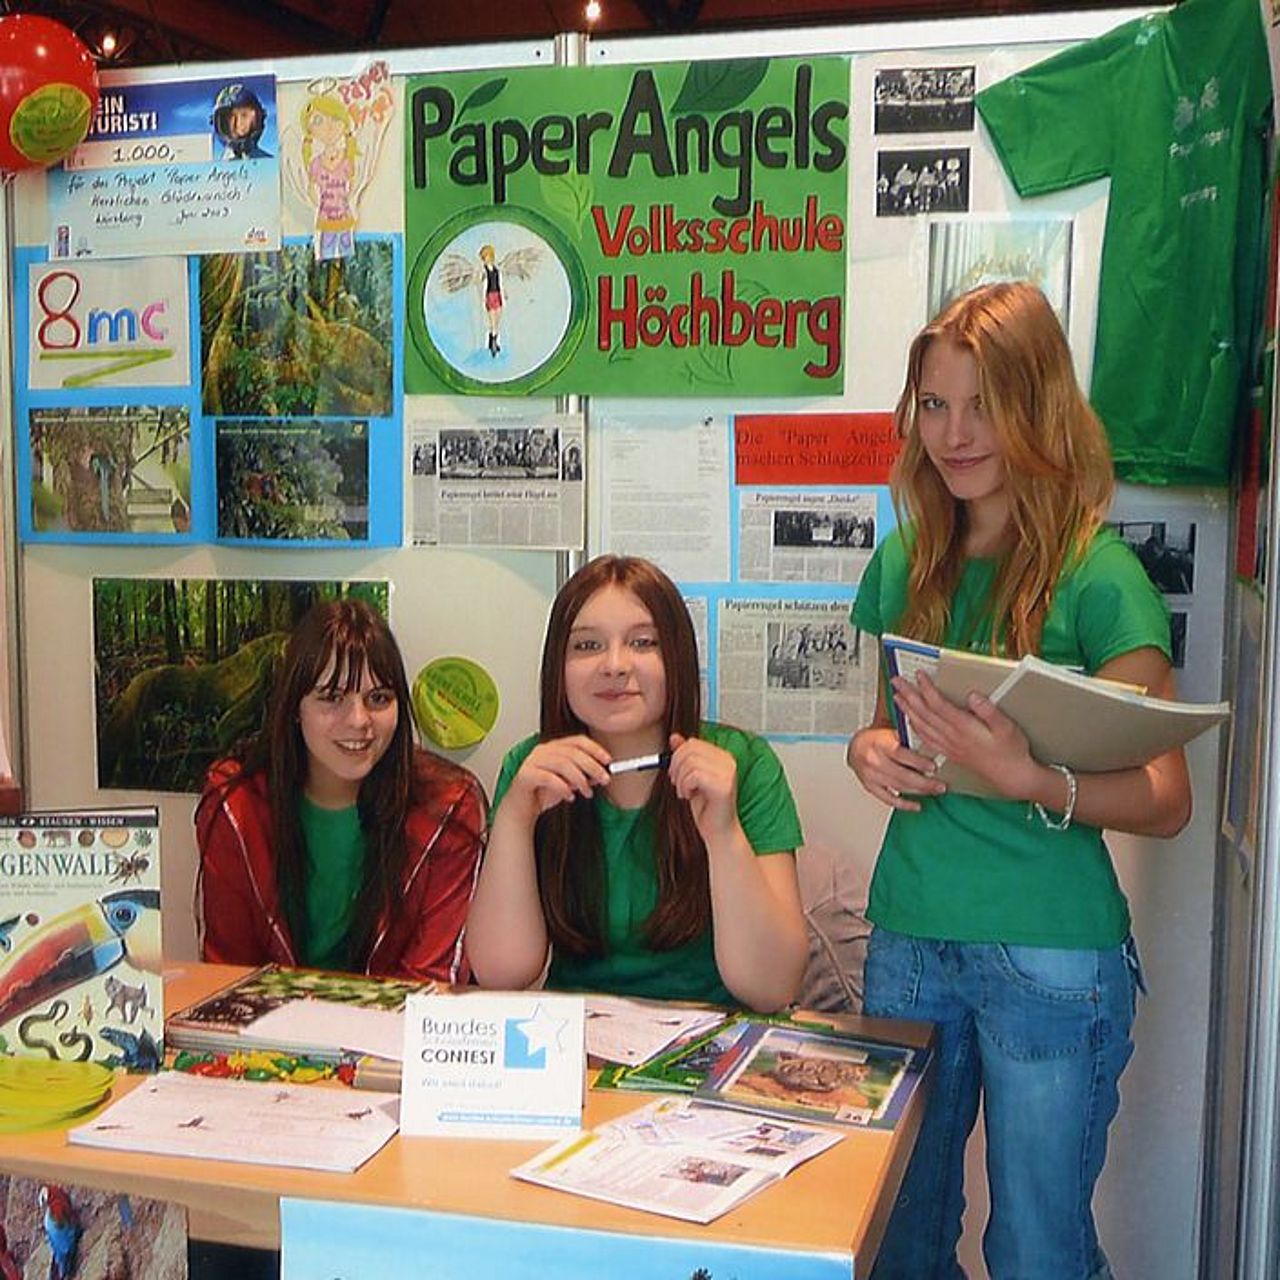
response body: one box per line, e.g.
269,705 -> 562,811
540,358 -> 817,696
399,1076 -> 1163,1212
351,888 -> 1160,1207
405,58 -> 849,396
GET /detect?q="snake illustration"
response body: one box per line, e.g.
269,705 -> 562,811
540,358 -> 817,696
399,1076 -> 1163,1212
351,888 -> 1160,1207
17,999 -> 93,1060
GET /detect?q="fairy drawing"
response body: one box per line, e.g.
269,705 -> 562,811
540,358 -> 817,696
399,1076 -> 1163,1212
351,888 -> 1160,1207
283,68 -> 393,262
436,243 -> 544,358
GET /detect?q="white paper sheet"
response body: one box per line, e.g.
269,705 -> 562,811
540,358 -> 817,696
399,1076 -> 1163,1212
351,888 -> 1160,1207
70,1072 -> 399,1173
248,1001 -> 405,1062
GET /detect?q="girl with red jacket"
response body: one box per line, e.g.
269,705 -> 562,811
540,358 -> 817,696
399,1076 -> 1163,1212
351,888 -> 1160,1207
195,600 -> 486,983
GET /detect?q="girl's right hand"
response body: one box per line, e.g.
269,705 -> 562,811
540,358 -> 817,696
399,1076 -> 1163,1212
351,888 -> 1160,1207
846,725 -> 946,812
504,735 -> 613,823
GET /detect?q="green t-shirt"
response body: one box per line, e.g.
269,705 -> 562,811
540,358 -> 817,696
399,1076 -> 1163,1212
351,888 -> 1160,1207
492,722 -> 803,1004
976,0 -> 1271,486
297,796 -> 367,970
852,525 -> 1171,948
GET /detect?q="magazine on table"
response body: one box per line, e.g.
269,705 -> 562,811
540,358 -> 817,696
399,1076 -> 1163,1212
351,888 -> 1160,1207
695,1021 -> 929,1131
0,807 -> 162,1071
594,1012 -> 836,1094
510,1096 -> 841,1223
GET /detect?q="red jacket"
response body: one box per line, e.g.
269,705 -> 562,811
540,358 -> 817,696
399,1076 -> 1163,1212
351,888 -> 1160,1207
194,750 -> 487,984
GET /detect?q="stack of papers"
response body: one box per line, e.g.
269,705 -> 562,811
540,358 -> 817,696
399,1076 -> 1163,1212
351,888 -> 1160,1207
584,995 -> 724,1066
511,1097 -> 840,1223
69,1071 -> 400,1173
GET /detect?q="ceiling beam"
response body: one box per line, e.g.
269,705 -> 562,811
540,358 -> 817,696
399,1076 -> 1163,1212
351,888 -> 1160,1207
81,0 -> 348,58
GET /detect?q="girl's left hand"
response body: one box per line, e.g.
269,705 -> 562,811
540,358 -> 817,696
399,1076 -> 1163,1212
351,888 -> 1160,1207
667,733 -> 740,843
891,672 -> 1041,800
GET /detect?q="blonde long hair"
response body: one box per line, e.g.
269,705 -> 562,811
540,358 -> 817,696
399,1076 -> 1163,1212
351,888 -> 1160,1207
891,282 -> 1113,657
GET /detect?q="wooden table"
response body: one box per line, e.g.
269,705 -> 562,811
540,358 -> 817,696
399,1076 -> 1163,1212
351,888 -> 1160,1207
0,963 -> 932,1276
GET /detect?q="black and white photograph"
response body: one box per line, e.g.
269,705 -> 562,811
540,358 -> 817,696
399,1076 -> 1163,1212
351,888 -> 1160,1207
876,148 -> 970,217
773,509 -> 875,550
766,620 -> 856,693
439,426 -> 561,480
1109,519 -> 1197,596
411,439 -> 437,477
874,65 -> 976,133
561,440 -> 584,482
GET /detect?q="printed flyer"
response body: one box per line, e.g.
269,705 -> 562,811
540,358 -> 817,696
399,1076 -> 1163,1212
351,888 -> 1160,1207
405,57 -> 850,396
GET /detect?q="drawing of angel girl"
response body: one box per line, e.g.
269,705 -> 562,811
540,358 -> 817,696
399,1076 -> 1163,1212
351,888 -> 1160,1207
302,95 -> 359,260
437,243 -> 544,359
284,75 -> 390,262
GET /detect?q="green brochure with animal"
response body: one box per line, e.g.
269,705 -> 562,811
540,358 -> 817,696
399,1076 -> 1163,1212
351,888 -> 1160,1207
165,962 -> 432,1070
0,807 -> 162,1071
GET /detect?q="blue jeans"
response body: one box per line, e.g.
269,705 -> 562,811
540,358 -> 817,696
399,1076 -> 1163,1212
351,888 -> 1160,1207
864,927 -> 1140,1280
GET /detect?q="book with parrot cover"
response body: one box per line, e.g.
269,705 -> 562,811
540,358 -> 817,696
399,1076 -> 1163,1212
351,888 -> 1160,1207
0,807 -> 162,1071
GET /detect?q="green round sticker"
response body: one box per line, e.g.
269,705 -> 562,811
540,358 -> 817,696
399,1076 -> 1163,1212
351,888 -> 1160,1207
411,656 -> 500,749
11,82 -> 92,164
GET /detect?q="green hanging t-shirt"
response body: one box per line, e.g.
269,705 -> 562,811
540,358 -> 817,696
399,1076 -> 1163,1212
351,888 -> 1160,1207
976,0 -> 1271,486
297,796 -> 367,971
852,525 -> 1171,948
492,721 -> 803,1005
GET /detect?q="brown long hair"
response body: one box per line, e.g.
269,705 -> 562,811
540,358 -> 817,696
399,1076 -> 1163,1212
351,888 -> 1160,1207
536,555 -> 708,958
891,281 -> 1114,656
241,599 -> 415,965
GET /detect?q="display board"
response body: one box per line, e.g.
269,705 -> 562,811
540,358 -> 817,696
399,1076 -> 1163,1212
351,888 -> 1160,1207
2,10 -> 1233,1280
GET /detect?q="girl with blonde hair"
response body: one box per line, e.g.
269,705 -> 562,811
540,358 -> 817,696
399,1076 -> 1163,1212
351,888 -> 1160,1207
847,282 -> 1190,1279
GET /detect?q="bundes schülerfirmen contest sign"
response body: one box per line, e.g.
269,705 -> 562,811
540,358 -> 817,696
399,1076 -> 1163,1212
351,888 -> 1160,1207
405,58 -> 849,396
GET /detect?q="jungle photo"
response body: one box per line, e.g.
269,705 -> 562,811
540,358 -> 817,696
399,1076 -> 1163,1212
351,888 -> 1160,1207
29,405 -> 192,535
216,418 -> 370,541
199,238 -> 394,417
93,577 -> 389,793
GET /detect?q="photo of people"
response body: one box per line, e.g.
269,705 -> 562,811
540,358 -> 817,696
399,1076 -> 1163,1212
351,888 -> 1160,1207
412,439 -> 438,477
439,426 -> 560,480
210,79 -> 275,159
874,65 -> 976,133
773,509 -> 874,550
767,621 -> 856,693
561,441 -> 584,482
875,148 -> 970,216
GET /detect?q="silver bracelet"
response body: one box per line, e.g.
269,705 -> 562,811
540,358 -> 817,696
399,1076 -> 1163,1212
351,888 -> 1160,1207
1033,763 -> 1077,831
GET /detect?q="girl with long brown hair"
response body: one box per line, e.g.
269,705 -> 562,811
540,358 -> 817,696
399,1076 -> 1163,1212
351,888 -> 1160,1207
847,282 -> 1191,1279
195,599 -> 485,982
467,555 -> 807,1011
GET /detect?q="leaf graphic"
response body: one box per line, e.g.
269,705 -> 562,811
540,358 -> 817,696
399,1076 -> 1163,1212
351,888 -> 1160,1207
682,342 -> 735,387
672,59 -> 771,114
540,171 -> 594,237
458,78 -> 507,122
734,277 -> 771,305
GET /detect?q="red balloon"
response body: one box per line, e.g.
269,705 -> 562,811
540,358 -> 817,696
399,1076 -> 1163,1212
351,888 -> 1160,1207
0,15 -> 99,174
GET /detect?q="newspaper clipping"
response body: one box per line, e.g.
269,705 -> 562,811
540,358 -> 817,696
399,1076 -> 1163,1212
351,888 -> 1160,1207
738,491 -> 876,584
718,598 -> 875,736
410,414 -> 584,549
